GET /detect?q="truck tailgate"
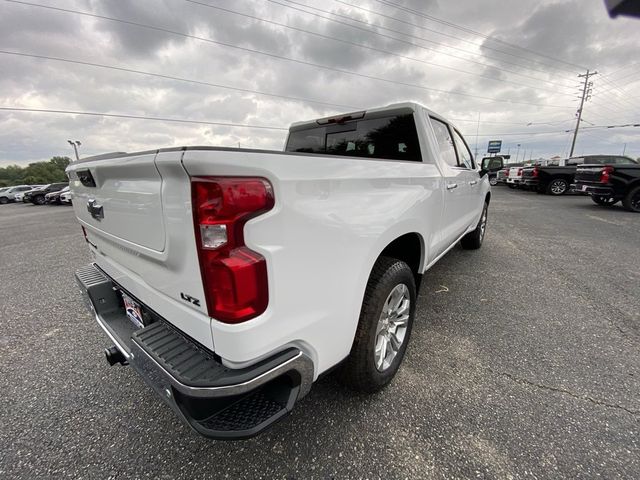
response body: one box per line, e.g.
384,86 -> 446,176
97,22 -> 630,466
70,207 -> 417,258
70,152 -> 166,251
575,166 -> 603,183
68,149 -> 213,350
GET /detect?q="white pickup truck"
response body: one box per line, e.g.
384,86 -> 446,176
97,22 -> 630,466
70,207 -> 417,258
70,102 -> 502,439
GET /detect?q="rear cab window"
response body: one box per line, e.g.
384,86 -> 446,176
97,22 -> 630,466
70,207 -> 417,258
285,110 -> 422,162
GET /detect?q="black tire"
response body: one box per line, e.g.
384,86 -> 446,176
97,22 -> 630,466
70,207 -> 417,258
536,187 -> 545,194
546,178 -> 569,195
461,202 -> 488,250
489,177 -> 498,186
0,197 -> 8,204
622,186 -> 640,213
339,256 -> 416,393
591,195 -> 618,206
33,195 -> 45,205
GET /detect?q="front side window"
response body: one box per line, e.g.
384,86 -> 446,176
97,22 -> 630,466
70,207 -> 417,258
452,129 -> 475,169
430,117 -> 457,167
286,113 -> 422,162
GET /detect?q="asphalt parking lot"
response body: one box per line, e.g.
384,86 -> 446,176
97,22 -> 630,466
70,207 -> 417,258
0,188 -> 638,479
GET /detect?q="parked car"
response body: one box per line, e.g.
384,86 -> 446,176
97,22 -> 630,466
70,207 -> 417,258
481,156 -> 509,186
45,186 -> 70,204
60,189 -> 72,205
506,166 -> 524,188
70,102 -> 503,440
18,185 -> 44,203
24,182 -> 69,205
0,185 -> 34,204
496,168 -> 509,184
522,155 -> 635,195
574,160 -> 640,212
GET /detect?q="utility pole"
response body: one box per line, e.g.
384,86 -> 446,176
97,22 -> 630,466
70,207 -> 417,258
569,70 -> 597,158
67,140 -> 81,161
622,143 -> 627,156
474,112 -> 480,158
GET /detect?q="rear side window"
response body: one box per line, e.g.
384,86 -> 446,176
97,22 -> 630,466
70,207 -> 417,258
285,114 -> 422,162
430,118 -> 457,167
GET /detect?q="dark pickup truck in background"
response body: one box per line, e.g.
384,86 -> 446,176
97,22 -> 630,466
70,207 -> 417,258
522,155 -> 636,195
574,163 -> 640,212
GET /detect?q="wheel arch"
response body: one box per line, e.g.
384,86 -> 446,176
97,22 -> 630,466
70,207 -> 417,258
375,232 -> 425,293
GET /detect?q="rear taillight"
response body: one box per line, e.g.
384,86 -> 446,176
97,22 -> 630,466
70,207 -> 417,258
532,167 -> 539,178
191,177 -> 274,323
517,168 -> 523,176
600,166 -> 613,184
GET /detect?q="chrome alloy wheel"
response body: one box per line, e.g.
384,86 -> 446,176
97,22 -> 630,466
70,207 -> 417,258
550,179 -> 567,195
374,284 -> 410,372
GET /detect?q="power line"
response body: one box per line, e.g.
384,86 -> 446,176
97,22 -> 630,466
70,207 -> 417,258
186,0 -> 573,95
0,106 -> 289,130
469,123 -> 640,137
270,0 -> 576,91
450,117 -> 573,126
1,0 -> 575,109
469,131 -> 571,137
333,0 -> 576,80
374,0 -> 585,71
0,49 -> 358,110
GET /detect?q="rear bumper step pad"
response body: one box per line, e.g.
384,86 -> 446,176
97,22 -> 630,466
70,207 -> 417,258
75,263 -> 314,440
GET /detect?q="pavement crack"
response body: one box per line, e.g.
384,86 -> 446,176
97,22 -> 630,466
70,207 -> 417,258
488,368 -> 639,417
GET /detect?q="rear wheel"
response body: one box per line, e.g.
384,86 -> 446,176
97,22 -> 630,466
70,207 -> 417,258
0,197 -> 8,204
339,256 -> 416,393
489,177 -> 498,186
547,178 -> 568,195
33,195 -> 46,205
591,195 -> 618,206
622,186 -> 640,213
461,202 -> 488,250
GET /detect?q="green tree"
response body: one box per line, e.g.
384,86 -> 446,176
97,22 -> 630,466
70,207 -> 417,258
0,156 -> 71,186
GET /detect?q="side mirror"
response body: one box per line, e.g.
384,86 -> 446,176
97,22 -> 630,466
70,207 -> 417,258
480,157 -> 504,176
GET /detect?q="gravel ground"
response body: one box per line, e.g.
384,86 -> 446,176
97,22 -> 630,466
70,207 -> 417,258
0,188 -> 638,479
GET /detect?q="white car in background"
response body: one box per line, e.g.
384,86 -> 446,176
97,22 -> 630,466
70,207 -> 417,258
0,185 -> 35,204
60,189 -> 72,204
15,185 -> 44,203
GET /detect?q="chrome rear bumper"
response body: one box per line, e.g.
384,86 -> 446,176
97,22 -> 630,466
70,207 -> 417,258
75,263 -> 314,440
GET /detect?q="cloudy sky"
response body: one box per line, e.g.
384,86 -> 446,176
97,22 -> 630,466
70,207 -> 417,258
0,0 -> 638,166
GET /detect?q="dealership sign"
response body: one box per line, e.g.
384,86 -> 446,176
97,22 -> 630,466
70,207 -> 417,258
487,140 -> 502,153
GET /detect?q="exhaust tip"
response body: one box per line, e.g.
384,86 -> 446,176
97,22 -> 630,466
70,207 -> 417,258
105,345 -> 128,366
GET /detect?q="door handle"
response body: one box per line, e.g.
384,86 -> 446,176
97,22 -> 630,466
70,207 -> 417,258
446,183 -> 458,190
469,180 -> 478,186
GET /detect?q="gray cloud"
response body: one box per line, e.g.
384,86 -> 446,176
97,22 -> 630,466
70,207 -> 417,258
0,0 -> 638,166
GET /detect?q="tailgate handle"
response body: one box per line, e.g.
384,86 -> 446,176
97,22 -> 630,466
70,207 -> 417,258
87,199 -> 104,220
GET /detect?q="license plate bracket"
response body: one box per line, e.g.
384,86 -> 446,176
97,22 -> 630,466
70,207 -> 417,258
122,292 -> 144,329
